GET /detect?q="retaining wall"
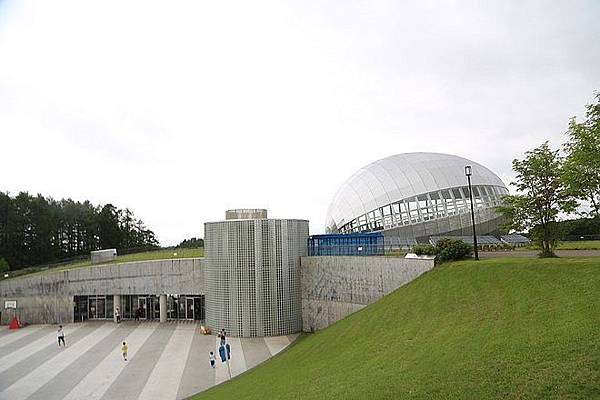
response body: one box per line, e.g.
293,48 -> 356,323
300,256 -> 435,332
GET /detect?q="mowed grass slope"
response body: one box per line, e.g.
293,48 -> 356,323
5,247 -> 204,280
195,258 -> 600,400
519,240 -> 600,251
52,247 -> 204,272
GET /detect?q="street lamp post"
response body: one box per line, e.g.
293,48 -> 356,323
465,165 -> 479,261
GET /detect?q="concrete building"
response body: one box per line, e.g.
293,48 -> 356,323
1,152 -> 511,335
90,248 -> 117,265
225,208 -> 268,220
325,152 -> 509,243
10,151 -> 505,337
0,259 -> 204,326
0,253 -> 434,335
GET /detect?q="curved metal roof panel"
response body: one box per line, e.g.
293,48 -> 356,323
325,152 -> 506,232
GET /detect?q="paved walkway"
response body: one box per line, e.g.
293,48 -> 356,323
0,322 -> 299,400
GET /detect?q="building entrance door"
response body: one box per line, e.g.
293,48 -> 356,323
138,297 -> 147,319
89,297 -> 97,319
186,297 -> 194,320
193,297 -> 204,321
96,297 -> 106,319
88,296 -> 107,319
147,297 -> 154,320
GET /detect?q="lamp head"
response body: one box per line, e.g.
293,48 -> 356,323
465,165 -> 472,177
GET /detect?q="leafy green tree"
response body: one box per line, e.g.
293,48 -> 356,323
98,204 -> 122,249
498,142 -> 577,257
562,93 -> 600,218
0,192 -> 159,269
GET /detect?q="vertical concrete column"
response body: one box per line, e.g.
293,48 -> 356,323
159,294 -> 167,323
113,294 -> 121,323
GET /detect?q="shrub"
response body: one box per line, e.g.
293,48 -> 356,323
411,239 -> 473,262
435,238 -> 473,262
0,258 -> 9,274
412,244 -> 437,256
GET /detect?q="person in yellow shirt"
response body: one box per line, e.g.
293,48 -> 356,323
122,341 -> 128,361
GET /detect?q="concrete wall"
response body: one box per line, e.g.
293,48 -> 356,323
300,256 -> 435,332
0,258 -> 205,325
2,255 -> 433,333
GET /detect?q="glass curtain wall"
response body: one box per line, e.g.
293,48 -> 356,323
339,185 -> 509,234
73,295 -> 114,321
167,295 -> 205,320
74,294 -> 205,322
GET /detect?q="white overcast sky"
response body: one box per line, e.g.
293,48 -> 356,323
1,1 -> 599,245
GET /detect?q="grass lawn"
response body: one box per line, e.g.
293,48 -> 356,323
115,247 -> 204,263
4,247 -> 204,279
194,257 -> 600,400
556,240 -> 600,250
518,240 -> 600,251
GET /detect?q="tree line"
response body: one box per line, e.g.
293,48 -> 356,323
499,92 -> 600,257
0,192 -> 159,270
176,237 -> 204,248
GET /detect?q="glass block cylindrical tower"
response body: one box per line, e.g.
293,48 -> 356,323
205,212 -> 309,337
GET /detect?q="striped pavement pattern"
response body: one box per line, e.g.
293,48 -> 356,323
0,322 -> 298,400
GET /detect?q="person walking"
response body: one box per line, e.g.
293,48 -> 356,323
209,351 -> 216,368
115,307 -> 121,323
134,307 -> 140,321
57,325 -> 66,347
219,329 -> 226,345
122,341 -> 128,361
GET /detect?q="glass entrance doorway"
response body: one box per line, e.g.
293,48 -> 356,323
138,297 -> 147,319
137,296 -> 160,320
167,295 -> 205,320
73,295 -> 113,321
194,297 -> 204,321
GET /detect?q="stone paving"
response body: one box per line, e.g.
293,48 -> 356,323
0,322 -> 298,400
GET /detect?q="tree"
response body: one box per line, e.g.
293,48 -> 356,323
497,142 -> 577,257
0,192 -> 160,269
98,204 -> 122,249
176,237 -> 204,248
562,92 -> 600,218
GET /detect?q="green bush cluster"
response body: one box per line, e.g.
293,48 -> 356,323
412,244 -> 437,256
436,238 -> 473,261
411,238 -> 473,262
0,257 -> 10,274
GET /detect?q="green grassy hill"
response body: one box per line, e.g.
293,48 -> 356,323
4,247 -> 204,280
194,257 -> 600,400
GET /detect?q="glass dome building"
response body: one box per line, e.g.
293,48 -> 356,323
325,153 -> 508,243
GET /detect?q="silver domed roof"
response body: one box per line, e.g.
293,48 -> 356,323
325,152 -> 506,232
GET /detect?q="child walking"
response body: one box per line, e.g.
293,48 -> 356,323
57,325 -> 66,347
122,341 -> 128,361
209,351 -> 216,368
